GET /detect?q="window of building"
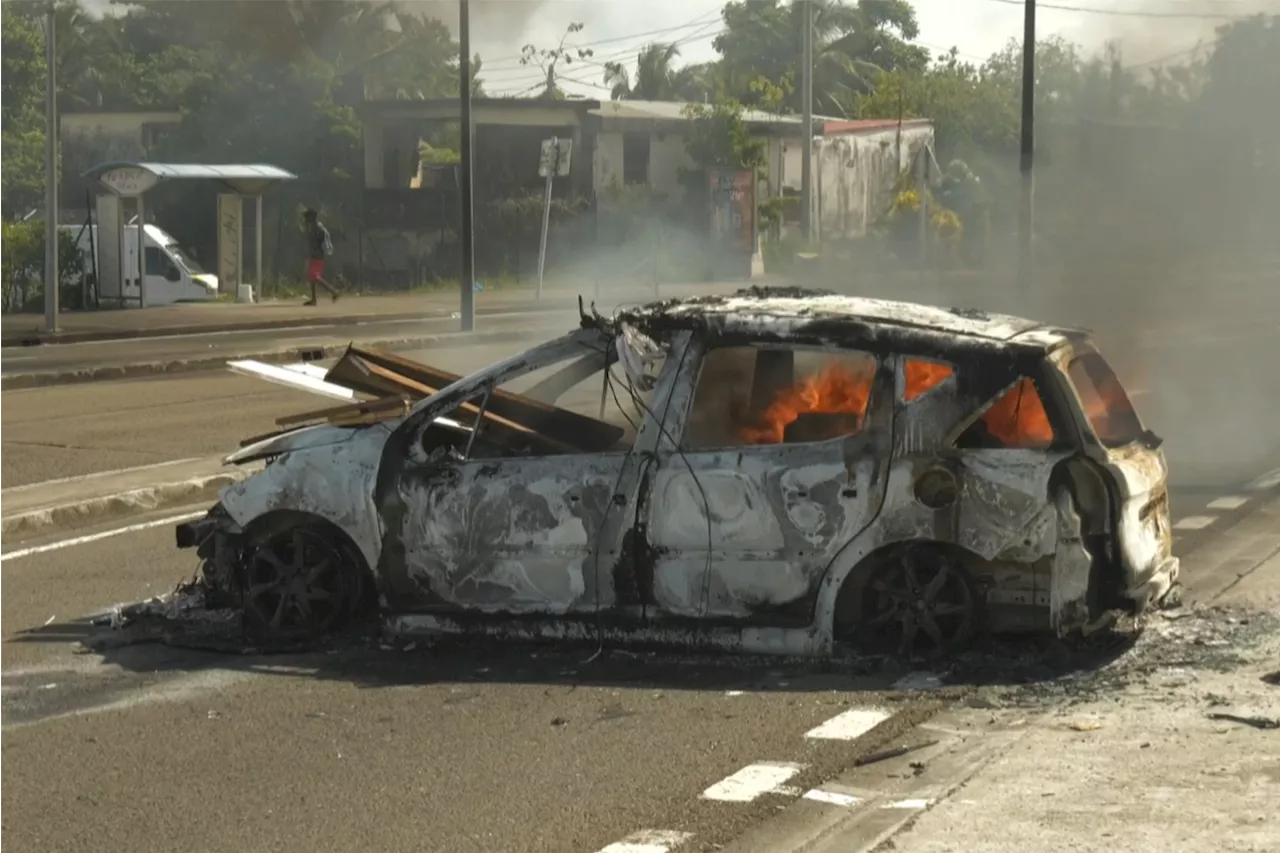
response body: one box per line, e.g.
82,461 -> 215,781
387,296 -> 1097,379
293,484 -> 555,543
684,345 -> 878,449
622,132 -> 651,185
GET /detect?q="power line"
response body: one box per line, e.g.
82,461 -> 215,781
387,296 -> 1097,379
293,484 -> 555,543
980,0 -> 1258,19
478,9 -> 723,70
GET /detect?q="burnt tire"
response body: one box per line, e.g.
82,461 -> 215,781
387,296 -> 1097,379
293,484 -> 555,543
857,544 -> 979,657
240,519 -> 366,643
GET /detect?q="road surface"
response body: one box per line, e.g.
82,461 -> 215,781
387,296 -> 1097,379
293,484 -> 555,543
3,488 -> 1276,853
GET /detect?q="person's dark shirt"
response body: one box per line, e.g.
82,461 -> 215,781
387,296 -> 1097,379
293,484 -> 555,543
306,222 -> 329,260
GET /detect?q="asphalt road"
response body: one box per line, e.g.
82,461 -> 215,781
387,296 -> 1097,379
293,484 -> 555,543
2,488 -> 1275,853
0,339 -> 537,487
0,307 -> 580,381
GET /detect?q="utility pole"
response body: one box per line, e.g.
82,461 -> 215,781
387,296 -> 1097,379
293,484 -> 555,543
457,0 -> 476,332
1017,0 -> 1036,291
44,2 -> 60,333
799,0 -> 814,244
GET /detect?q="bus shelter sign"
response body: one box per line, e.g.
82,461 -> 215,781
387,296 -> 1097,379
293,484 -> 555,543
98,166 -> 159,197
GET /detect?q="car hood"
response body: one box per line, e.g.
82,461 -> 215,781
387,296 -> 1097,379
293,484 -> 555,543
224,423 -> 384,465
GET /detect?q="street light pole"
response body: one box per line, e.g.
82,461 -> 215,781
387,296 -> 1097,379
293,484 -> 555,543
1017,0 -> 1036,291
799,0 -> 814,244
458,0 -> 476,332
44,2 -> 60,333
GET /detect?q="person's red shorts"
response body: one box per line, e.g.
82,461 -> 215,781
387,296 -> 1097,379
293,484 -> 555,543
307,259 -> 325,281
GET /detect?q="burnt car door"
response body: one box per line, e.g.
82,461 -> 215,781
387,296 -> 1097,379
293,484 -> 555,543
374,329 -> 670,617
890,352 -> 1075,616
638,336 -> 894,625
1048,342 -> 1176,607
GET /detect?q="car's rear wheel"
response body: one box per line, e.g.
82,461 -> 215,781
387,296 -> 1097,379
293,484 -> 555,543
859,544 -> 978,657
241,520 -> 364,642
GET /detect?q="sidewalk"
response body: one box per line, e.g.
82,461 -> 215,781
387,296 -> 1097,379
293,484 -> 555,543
1,279 -> 771,347
0,456 -> 254,541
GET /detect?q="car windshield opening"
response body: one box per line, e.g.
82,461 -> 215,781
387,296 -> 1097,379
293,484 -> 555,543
1066,352 -> 1144,448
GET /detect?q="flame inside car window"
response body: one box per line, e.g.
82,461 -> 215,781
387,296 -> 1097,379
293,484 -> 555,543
740,358 -> 876,444
1067,353 -> 1145,448
976,378 -> 1055,449
903,359 -> 954,401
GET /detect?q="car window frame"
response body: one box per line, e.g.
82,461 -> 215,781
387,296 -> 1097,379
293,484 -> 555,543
668,336 -> 887,453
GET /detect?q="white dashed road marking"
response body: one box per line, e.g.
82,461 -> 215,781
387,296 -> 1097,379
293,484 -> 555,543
1174,515 -> 1217,531
804,707 -> 891,741
0,511 -> 204,564
1206,496 -> 1249,511
594,830 -> 692,853
803,789 -> 862,807
702,762 -> 804,802
1250,468 -> 1280,491
882,798 -> 933,809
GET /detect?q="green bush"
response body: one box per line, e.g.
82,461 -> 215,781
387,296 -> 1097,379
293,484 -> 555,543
1,220 -> 85,313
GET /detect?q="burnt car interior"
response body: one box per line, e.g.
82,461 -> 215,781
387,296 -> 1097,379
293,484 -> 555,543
419,344 -> 667,462
684,345 -> 878,449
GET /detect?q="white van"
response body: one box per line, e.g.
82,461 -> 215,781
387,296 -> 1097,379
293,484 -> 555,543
62,224 -> 220,306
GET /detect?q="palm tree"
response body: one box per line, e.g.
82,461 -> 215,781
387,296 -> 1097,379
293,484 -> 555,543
604,42 -> 684,100
716,0 -> 929,116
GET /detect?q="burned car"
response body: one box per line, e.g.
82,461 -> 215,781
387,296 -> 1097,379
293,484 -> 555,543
176,287 -> 1179,656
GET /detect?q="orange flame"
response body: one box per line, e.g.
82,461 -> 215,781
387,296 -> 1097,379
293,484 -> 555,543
740,358 -> 1056,449
740,361 -> 874,444
979,378 -> 1054,448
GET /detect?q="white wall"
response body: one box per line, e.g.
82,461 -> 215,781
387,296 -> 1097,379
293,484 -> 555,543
593,131 -> 625,194
814,125 -> 934,240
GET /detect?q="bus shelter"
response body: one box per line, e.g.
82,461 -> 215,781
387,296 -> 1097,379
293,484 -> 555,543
82,162 -> 296,307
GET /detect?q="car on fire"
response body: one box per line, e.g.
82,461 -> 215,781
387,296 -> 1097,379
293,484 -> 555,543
176,287 -> 1179,656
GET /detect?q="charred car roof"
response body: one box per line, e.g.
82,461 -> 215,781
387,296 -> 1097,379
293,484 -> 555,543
612,286 -> 1083,356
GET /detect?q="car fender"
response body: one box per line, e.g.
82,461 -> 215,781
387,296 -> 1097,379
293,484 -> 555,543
218,422 -> 395,574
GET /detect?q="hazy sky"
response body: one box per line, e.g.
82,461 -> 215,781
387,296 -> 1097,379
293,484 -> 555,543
84,0 -> 1273,98
471,0 -> 1268,97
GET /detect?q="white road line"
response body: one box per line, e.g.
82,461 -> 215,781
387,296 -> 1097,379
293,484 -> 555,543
803,789 -> 862,807
1206,496 -> 1249,511
1173,515 -> 1217,531
804,707 -> 891,741
1250,468 -> 1280,491
0,457 -> 207,494
594,830 -> 693,853
0,511 -> 203,564
882,798 -> 932,809
701,762 -> 804,803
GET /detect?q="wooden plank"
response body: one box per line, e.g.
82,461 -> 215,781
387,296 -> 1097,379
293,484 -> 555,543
275,395 -> 410,428
339,345 -> 624,452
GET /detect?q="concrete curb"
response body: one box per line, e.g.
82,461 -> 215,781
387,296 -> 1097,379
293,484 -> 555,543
0,470 -> 250,542
0,300 -> 577,348
0,325 -> 560,390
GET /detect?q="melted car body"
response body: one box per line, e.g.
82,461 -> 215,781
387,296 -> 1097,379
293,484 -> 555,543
176,288 -> 1179,655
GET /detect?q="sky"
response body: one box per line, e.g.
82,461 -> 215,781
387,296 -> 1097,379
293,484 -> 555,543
465,0 -> 1272,97
81,0 -> 1276,98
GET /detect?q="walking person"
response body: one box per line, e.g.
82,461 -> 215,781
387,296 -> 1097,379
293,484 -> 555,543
302,208 -> 341,305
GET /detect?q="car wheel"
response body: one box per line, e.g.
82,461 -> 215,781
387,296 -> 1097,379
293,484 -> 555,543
859,544 -> 978,657
241,521 -> 363,642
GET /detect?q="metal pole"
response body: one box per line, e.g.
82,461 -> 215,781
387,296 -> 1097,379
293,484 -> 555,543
255,194 -> 264,299
536,141 -> 555,300
44,3 -> 59,332
458,0 -> 476,331
799,0 -> 814,244
137,195 -> 148,308
917,146 -> 928,276
1017,0 -> 1036,291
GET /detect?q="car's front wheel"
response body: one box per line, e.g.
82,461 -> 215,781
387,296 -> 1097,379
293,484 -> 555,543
240,517 -> 367,643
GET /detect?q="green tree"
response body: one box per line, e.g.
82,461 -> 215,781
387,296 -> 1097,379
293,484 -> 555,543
714,0 -> 928,115
2,6 -> 46,218
604,42 -> 712,101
